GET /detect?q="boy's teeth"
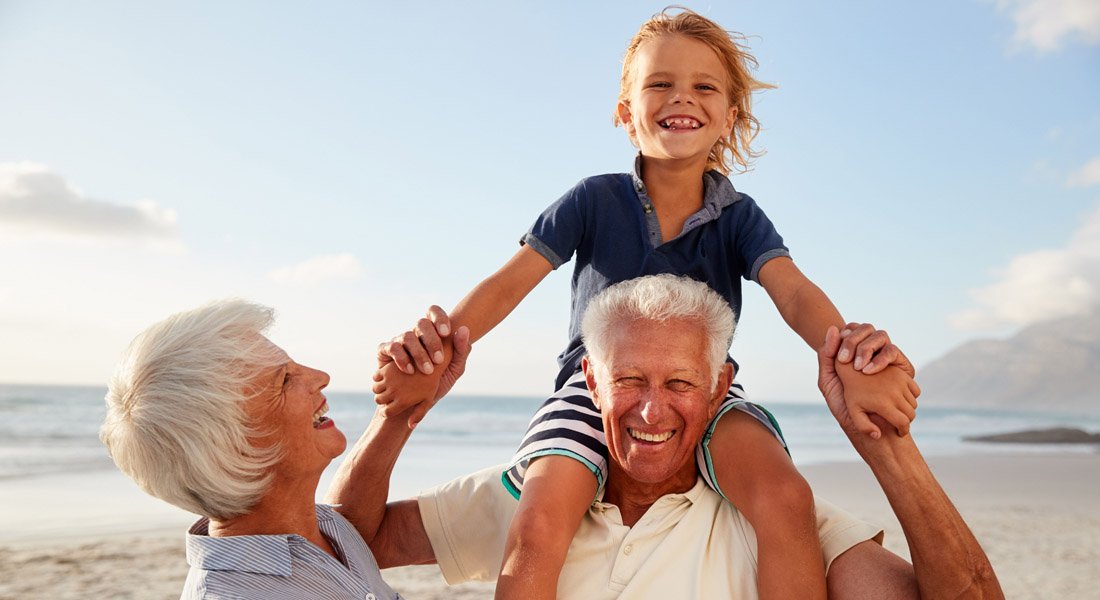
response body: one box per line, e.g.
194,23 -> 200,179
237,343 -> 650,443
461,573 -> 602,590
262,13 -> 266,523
660,118 -> 700,129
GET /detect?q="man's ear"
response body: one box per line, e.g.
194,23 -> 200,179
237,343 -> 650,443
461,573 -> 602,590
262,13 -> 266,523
582,356 -> 602,410
711,362 -> 734,416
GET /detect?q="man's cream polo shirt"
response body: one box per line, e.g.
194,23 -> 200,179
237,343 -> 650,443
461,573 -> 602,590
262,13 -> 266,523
417,465 -> 882,599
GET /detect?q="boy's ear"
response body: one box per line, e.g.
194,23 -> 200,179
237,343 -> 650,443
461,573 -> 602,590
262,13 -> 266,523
582,356 -> 602,410
722,105 -> 738,137
616,101 -> 636,136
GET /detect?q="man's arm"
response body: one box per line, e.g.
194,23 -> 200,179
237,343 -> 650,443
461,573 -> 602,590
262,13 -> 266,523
818,327 -> 1003,599
326,327 -> 471,562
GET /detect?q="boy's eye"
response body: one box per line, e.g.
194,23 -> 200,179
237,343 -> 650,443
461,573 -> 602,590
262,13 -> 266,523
648,82 -> 671,89
696,84 -> 717,92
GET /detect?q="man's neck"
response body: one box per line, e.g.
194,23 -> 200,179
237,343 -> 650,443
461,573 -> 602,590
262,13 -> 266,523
603,466 -> 698,527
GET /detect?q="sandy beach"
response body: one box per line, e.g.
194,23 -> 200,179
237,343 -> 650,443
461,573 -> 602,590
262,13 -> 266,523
2,450 -> 1097,599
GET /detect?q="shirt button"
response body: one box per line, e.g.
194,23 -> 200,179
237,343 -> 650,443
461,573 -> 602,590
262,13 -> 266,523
365,593 -> 376,600
623,544 -> 633,555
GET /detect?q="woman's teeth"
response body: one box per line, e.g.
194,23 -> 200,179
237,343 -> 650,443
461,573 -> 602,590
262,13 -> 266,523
312,403 -> 329,427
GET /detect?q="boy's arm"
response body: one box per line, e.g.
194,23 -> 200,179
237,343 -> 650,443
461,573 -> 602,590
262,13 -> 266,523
759,257 -> 915,375
373,245 -> 553,426
758,257 -> 918,437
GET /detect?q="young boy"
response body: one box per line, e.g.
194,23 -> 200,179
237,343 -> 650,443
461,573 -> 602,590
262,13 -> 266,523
372,8 -> 919,600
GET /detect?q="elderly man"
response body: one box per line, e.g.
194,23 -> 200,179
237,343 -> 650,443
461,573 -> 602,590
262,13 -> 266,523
331,274 -> 1003,598
100,300 -> 471,599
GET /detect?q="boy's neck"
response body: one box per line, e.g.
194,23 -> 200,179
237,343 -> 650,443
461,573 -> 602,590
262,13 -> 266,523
638,156 -> 706,210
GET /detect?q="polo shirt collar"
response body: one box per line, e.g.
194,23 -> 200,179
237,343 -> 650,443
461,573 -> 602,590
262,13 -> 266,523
630,153 -> 742,224
594,477 -> 709,517
185,505 -> 339,577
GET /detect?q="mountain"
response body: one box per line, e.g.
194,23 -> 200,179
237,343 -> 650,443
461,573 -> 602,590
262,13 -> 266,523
916,312 -> 1100,414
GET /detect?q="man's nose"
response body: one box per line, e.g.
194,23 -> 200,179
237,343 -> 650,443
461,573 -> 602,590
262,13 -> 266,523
639,392 -> 668,423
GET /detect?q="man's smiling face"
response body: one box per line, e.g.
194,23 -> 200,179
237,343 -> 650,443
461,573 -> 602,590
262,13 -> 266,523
584,317 -> 730,493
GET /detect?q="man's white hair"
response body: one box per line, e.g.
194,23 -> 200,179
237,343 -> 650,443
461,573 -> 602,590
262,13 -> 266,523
100,299 -> 287,520
581,274 -> 736,380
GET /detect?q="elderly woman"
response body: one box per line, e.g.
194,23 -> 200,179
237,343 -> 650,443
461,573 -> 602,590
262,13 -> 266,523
100,300 -> 469,599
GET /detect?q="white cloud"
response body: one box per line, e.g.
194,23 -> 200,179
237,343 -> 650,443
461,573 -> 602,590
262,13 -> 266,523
0,162 -> 178,240
995,0 -> 1100,52
268,253 -> 364,286
1067,156 -> 1100,187
951,202 -> 1100,329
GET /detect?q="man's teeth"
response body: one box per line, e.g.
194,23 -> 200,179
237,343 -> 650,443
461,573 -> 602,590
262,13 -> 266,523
312,403 -> 329,426
660,118 -> 701,129
628,428 -> 674,443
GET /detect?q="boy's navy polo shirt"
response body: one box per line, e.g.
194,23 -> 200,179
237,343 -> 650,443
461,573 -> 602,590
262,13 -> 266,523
522,160 -> 790,389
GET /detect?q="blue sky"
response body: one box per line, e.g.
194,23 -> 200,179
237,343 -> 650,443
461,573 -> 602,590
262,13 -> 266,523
1,0 -> 1098,401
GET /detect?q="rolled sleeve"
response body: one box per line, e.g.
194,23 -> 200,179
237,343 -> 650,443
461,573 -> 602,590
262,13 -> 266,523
417,465 -> 516,584
814,496 -> 884,572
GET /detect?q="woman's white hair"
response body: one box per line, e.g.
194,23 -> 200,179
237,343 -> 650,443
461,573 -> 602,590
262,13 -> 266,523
100,299 -> 288,520
581,274 -> 736,381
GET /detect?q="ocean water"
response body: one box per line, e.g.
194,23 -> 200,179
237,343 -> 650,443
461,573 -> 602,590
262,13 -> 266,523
3,383 -> 1099,488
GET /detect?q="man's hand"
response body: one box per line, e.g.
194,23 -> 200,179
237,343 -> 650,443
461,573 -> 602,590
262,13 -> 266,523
819,326 -> 918,437
372,323 -> 471,429
835,322 -> 916,377
825,324 -> 920,439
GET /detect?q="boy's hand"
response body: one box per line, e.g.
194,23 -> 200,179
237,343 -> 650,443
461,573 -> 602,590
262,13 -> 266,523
377,305 -> 453,376
831,323 -> 920,439
372,324 -> 471,429
836,363 -> 919,439
835,322 -> 915,377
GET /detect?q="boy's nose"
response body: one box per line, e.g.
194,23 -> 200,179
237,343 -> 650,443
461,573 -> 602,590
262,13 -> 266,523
671,89 -> 695,104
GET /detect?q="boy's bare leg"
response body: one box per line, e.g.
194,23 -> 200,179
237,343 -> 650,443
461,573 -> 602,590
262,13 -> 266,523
495,455 -> 598,600
709,409 -> 827,600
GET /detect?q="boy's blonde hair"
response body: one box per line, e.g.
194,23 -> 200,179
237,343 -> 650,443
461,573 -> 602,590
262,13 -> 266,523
614,7 -> 774,175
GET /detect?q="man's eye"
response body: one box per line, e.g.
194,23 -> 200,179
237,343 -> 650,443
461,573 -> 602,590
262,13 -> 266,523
668,380 -> 695,392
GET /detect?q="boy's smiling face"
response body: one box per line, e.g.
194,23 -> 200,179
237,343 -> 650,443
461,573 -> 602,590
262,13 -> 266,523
617,34 -> 737,168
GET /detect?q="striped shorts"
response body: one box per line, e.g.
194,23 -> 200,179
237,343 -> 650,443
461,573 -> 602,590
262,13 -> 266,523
502,369 -> 787,501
